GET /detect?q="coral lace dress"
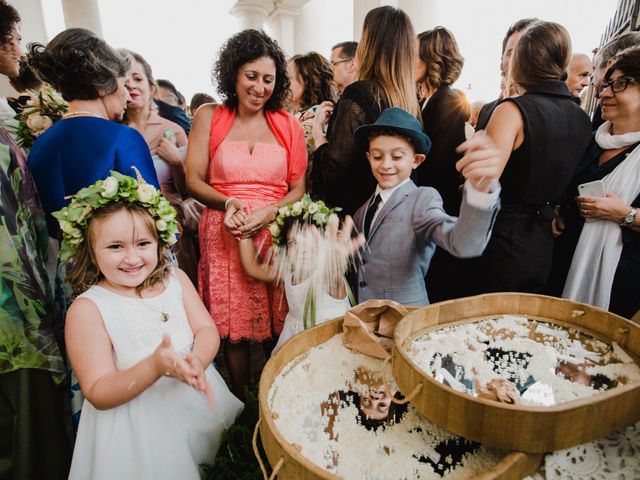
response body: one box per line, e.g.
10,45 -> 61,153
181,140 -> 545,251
198,106 -> 306,342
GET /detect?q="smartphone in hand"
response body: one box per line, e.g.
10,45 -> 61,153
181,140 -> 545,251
578,180 -> 606,223
577,180 -> 606,198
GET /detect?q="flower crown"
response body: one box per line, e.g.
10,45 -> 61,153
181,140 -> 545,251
52,169 -> 179,261
268,194 -> 340,247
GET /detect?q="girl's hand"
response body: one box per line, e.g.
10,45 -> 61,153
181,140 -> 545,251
184,354 -> 215,405
153,335 -> 198,385
237,205 -> 277,238
328,214 -> 365,256
155,137 -> 183,166
223,198 -> 248,235
455,130 -> 502,192
576,192 -> 629,223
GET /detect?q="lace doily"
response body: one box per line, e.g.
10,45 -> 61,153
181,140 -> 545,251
526,421 -> 640,479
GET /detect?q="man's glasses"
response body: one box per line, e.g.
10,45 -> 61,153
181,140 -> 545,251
596,76 -> 638,97
330,57 -> 353,66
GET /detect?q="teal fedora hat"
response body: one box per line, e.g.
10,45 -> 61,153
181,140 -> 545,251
354,107 -> 432,155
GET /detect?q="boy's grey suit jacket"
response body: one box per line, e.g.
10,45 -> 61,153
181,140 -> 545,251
353,180 -> 499,306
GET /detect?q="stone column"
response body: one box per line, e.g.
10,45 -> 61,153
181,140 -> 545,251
0,0 -> 48,97
229,1 -> 270,31
61,0 -> 104,37
398,0 -> 438,33
267,5 -> 300,55
353,0 -> 398,41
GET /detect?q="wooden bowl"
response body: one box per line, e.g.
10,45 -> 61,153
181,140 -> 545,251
258,317 -> 543,479
393,293 -> 640,453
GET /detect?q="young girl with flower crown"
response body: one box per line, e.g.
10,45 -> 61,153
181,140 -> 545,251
238,194 -> 364,352
55,171 -> 243,479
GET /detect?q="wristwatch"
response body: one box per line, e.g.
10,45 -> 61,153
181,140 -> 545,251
621,207 -> 637,227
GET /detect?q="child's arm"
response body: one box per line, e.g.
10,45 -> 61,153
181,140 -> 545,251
238,238 -> 277,283
66,298 -> 197,410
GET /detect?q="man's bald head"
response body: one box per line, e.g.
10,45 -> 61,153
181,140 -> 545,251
566,53 -> 593,97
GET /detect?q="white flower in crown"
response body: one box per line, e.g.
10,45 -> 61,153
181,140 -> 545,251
312,212 -> 327,225
59,220 -> 75,234
290,201 -> 303,216
156,219 -> 167,231
101,176 -> 119,198
307,202 -> 319,214
269,223 -> 281,238
137,183 -> 157,203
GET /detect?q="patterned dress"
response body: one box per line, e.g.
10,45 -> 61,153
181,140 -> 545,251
0,126 -> 70,477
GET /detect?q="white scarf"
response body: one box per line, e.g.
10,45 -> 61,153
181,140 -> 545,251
563,121 -> 640,309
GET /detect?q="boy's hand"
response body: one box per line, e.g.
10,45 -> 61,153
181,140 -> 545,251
455,130 -> 502,192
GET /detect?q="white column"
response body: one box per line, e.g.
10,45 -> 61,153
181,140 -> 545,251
12,0 -> 48,44
353,0 -> 398,41
61,0 -> 104,37
0,0 -> 48,97
267,5 -> 299,55
229,1 -> 270,31
398,0 -> 438,33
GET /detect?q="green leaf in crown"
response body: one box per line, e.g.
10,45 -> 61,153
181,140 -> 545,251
269,194 -> 341,247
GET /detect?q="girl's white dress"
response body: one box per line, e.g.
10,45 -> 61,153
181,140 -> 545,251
69,271 -> 243,480
274,276 -> 350,352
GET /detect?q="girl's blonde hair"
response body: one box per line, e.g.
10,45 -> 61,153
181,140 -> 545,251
355,6 -> 420,117
66,202 -> 170,297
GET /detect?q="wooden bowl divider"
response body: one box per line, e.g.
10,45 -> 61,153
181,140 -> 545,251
392,293 -> 640,453
258,316 -> 543,479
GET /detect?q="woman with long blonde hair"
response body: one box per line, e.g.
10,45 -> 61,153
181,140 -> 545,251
311,5 -> 419,215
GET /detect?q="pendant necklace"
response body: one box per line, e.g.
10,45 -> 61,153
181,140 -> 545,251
142,294 -> 170,323
237,117 -> 265,154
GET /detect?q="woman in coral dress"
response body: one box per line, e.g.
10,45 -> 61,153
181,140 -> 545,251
186,30 -> 306,399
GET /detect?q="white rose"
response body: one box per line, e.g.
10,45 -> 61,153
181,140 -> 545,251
26,113 -> 46,133
156,219 -> 167,231
312,212 -> 327,225
101,176 -> 119,198
32,117 -> 53,137
290,201 -> 303,216
137,183 -> 157,203
307,203 -> 319,214
269,223 -> 280,238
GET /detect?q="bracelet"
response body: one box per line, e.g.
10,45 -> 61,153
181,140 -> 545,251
224,197 -> 236,210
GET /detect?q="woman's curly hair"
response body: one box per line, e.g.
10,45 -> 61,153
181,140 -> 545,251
0,0 -> 19,48
213,29 -> 289,111
27,28 -> 131,101
290,52 -> 336,111
417,27 -> 464,91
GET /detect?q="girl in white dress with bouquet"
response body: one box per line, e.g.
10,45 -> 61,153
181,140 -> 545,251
56,171 -> 243,480
238,195 -> 364,352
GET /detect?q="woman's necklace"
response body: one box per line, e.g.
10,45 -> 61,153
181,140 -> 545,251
237,117 -> 265,154
141,293 -> 170,323
62,111 -> 106,120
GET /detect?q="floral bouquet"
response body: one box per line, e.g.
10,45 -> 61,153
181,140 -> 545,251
11,85 -> 68,148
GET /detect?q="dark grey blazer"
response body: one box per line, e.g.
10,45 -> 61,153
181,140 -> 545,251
353,181 -> 499,306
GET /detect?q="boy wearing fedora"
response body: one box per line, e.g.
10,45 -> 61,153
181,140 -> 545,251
353,107 -> 501,305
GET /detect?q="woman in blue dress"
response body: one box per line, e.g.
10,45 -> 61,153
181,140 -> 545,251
26,28 -> 159,427
27,28 -> 159,236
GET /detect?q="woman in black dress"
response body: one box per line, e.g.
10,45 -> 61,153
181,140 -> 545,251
310,6 -> 420,216
456,21 -> 592,296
